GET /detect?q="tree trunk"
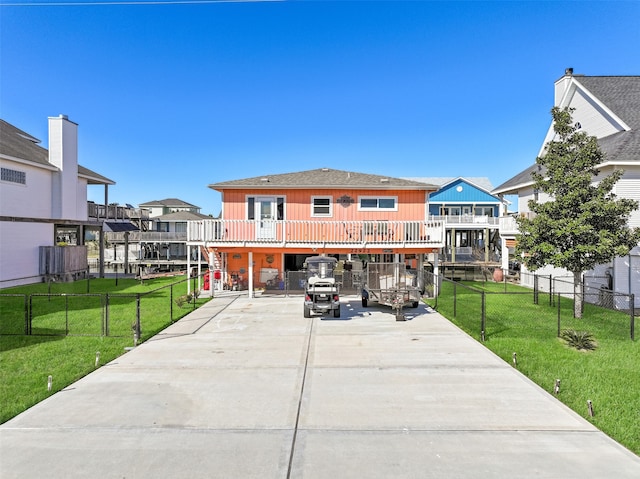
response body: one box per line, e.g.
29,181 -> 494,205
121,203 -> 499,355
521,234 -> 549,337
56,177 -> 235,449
573,271 -> 583,319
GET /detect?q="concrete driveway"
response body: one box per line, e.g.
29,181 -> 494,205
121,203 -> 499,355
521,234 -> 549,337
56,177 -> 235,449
1,293 -> 639,478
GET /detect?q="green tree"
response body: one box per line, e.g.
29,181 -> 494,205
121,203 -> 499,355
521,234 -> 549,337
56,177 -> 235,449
516,106 -> 640,318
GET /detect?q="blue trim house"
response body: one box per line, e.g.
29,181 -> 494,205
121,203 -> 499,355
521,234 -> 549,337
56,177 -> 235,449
418,177 -> 507,263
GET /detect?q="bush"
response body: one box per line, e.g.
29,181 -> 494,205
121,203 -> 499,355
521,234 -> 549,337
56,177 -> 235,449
560,329 -> 597,351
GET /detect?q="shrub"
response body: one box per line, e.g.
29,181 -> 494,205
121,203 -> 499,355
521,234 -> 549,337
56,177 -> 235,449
560,329 -> 597,351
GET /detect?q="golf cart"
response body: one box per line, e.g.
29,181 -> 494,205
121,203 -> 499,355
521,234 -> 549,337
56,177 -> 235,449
303,256 -> 341,318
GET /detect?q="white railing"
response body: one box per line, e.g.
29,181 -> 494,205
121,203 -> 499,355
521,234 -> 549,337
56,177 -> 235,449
499,216 -> 520,235
105,231 -> 187,242
429,215 -> 500,227
187,219 -> 445,247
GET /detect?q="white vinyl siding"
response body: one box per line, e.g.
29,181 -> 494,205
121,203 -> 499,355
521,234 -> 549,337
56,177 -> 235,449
615,179 -> 640,228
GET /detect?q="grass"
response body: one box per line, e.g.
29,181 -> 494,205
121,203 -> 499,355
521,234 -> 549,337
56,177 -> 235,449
0,276 -> 210,424
426,280 -> 640,456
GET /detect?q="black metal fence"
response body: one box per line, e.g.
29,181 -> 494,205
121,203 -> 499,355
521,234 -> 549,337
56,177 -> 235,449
0,274 -> 208,339
424,271 -> 636,341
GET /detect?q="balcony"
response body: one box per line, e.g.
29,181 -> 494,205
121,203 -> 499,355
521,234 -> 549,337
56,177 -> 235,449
104,231 -> 187,242
429,215 -> 500,228
499,213 -> 536,236
87,202 -> 149,222
187,219 -> 445,249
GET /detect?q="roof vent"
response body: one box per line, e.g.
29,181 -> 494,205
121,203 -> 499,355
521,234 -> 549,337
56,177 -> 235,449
565,67 -> 573,76
260,177 -> 270,182
380,178 -> 389,183
321,168 -> 330,172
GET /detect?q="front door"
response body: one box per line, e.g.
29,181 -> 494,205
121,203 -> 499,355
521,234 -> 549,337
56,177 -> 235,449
256,197 -> 276,239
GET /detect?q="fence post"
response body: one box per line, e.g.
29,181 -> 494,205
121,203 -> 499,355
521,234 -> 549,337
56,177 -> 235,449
65,294 -> 69,336
534,275 -> 539,305
28,294 -> 33,335
630,294 -> 635,341
481,291 -> 486,341
548,275 -> 552,306
453,282 -> 457,318
170,284 -> 174,322
105,293 -> 110,336
24,294 -> 29,335
135,294 -> 141,341
557,292 -> 561,337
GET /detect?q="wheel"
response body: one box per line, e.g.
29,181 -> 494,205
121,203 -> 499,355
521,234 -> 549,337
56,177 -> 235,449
333,307 -> 341,318
411,301 -> 419,308
303,305 -> 311,318
361,297 -> 368,307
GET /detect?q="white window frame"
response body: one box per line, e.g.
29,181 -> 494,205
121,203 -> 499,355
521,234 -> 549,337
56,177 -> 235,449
357,196 -> 398,212
311,196 -> 333,217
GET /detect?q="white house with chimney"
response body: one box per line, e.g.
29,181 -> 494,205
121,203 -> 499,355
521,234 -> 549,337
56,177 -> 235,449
0,115 -> 115,287
494,70 -> 640,307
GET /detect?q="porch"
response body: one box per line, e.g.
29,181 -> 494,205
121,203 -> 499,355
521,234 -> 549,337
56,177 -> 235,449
186,219 -> 445,249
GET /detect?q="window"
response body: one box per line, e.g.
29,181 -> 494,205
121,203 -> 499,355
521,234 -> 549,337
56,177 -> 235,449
156,222 -> 170,232
312,196 -> 332,217
474,207 -> 494,217
358,196 -> 397,211
1,167 -> 26,185
175,222 -> 187,233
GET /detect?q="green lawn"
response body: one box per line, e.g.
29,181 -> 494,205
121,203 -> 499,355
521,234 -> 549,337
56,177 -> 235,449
426,280 -> 640,456
0,276 -> 210,424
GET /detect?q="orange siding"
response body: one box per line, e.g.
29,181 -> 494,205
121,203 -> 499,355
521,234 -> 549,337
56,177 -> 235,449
221,188 -> 430,222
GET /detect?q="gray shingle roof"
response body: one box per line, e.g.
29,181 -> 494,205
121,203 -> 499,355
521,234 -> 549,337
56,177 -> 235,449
406,177 -> 495,191
209,168 -> 438,190
139,198 -> 198,208
0,118 -> 114,185
155,211 -> 210,221
493,75 -> 640,195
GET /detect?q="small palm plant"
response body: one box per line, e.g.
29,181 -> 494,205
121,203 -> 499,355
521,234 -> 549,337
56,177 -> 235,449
560,329 -> 597,351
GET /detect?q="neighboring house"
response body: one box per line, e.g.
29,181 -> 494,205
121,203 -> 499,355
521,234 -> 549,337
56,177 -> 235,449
0,115 -> 117,287
104,200 -> 210,274
187,168 -> 445,294
493,69 -> 640,305
409,177 -> 507,265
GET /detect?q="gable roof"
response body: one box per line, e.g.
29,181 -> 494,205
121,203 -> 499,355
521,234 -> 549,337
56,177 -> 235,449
209,168 -> 438,190
0,118 -> 114,185
493,74 -> 640,195
427,177 -> 504,204
154,211 -> 210,221
139,198 -> 199,208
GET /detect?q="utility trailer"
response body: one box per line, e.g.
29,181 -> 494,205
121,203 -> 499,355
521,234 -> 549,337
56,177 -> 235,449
361,262 -> 421,320
303,256 -> 341,318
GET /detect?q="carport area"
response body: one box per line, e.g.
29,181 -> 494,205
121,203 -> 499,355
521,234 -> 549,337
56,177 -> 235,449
1,293 -> 639,478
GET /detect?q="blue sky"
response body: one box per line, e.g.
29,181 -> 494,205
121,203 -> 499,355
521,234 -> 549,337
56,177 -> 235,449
2,1 -> 639,216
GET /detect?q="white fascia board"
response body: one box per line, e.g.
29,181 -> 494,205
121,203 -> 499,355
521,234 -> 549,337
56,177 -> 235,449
0,154 -> 58,171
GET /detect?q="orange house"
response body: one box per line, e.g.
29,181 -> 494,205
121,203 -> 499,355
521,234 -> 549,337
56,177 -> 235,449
187,168 -> 445,294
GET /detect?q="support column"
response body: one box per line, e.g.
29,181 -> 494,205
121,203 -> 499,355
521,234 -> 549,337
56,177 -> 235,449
451,228 -> 456,263
484,228 -> 489,263
433,252 -> 439,297
187,245 -> 192,295
248,251 -> 254,298
501,237 -> 510,272
124,231 -> 130,274
99,228 -> 105,278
